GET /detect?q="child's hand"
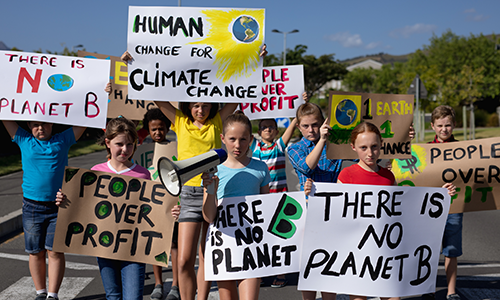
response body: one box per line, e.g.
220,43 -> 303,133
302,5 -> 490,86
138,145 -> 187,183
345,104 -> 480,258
171,204 -> 181,221
201,172 -> 219,195
105,82 -> 112,94
442,182 -> 456,197
320,118 -> 331,141
409,123 -> 415,140
55,189 -> 69,208
259,44 -> 268,57
304,178 -> 314,196
302,92 -> 309,102
121,51 -> 133,63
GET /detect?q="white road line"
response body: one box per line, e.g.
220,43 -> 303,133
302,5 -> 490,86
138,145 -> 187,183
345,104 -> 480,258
0,276 -> 93,299
0,252 -> 99,270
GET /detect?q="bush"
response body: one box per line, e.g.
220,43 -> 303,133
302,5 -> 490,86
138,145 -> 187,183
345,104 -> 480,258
487,113 -> 499,127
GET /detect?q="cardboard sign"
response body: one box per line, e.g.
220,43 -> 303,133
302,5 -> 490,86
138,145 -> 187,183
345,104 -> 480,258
53,167 -> 178,266
205,191 -> 307,280
148,141 -> 178,182
133,142 -> 156,169
127,6 -> 265,103
239,65 -> 305,120
0,50 -> 110,128
78,51 -> 157,120
392,137 -> 500,214
299,183 -> 450,297
326,91 -> 414,159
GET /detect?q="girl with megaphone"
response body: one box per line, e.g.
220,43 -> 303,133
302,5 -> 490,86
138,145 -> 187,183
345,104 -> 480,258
202,111 -> 270,300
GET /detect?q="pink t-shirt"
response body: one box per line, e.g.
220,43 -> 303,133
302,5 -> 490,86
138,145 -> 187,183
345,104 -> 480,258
91,161 -> 151,180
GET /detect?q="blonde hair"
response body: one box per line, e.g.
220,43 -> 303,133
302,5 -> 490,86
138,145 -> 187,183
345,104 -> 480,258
222,110 -> 252,135
99,117 -> 138,160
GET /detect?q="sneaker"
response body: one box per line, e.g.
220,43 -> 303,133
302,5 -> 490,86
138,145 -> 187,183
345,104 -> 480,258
421,293 -> 435,300
35,293 -> 47,300
166,285 -> 180,300
151,284 -> 163,300
447,294 -> 461,300
47,297 -> 59,300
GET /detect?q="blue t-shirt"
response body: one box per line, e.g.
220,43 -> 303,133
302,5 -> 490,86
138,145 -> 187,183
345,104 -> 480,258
13,127 -> 76,202
216,158 -> 271,199
250,137 -> 288,193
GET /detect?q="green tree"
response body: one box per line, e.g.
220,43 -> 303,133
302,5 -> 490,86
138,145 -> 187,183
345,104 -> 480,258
343,67 -> 376,93
265,44 -> 347,97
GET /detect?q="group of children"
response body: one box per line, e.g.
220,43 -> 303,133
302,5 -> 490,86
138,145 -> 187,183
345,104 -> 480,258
3,47 -> 463,300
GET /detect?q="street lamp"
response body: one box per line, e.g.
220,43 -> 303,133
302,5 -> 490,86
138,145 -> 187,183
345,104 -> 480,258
72,44 -> 84,52
272,29 -> 299,66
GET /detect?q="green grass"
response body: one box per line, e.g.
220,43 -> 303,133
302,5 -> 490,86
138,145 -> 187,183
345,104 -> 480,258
0,140 -> 105,177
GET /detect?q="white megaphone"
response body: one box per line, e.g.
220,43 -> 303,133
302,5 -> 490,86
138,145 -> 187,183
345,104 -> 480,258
158,148 -> 227,197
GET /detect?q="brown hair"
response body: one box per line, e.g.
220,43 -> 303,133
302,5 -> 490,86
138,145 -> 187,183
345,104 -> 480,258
223,110 -> 252,135
258,118 -> 278,130
431,105 -> 456,124
180,102 -> 219,122
296,102 -> 324,124
99,117 -> 138,160
350,122 -> 382,146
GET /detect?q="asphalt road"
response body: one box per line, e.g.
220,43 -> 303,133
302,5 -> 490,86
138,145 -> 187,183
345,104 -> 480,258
1,142 -> 500,299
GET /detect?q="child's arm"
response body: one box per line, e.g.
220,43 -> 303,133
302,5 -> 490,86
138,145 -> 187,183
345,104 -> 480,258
280,93 -> 308,145
2,120 -> 19,139
260,184 -> 270,194
171,204 -> 181,221
202,172 -> 219,223
155,101 -> 177,125
305,118 -> 330,170
303,178 -> 314,196
73,126 -> 86,141
55,189 -> 69,208
219,103 -> 238,122
442,182 -> 456,197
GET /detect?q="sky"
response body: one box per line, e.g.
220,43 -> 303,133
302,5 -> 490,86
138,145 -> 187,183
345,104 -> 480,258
1,0 -> 498,61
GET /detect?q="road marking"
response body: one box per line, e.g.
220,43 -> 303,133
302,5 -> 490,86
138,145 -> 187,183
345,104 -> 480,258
0,252 -> 99,270
0,276 -> 93,299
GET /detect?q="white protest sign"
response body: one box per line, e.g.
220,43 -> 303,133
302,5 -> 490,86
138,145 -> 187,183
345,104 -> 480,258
205,191 -> 306,280
127,6 -> 265,103
0,50 -> 110,128
239,65 -> 305,120
298,183 -> 450,297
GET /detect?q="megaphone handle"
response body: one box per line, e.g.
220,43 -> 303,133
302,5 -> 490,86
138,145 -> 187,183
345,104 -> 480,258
206,166 -> 217,195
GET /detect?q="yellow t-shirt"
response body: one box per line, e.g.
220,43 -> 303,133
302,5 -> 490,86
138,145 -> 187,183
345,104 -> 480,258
171,110 -> 222,186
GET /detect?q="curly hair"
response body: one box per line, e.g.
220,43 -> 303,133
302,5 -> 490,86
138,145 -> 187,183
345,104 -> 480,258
142,108 -> 171,132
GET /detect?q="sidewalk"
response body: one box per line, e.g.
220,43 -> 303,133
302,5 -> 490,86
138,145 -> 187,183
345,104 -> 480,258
0,150 -> 107,240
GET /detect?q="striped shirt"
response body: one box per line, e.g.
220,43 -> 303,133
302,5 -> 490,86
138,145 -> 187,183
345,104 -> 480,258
250,137 -> 288,193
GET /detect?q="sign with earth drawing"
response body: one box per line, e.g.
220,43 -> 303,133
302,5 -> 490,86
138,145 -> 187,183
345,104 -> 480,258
78,51 -> 157,120
127,6 -> 265,103
392,137 -> 500,214
326,91 -> 414,159
0,50 -> 110,128
53,167 -> 178,266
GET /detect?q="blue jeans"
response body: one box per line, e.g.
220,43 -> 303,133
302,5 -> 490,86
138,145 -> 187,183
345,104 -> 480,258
97,257 -> 145,300
22,197 -> 59,253
442,213 -> 463,257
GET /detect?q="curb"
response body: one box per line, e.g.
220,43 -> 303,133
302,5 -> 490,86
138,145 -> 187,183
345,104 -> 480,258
0,209 -> 22,240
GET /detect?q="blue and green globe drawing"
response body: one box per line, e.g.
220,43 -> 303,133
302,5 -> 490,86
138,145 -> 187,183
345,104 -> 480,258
47,74 -> 74,92
335,99 -> 358,126
232,16 -> 259,43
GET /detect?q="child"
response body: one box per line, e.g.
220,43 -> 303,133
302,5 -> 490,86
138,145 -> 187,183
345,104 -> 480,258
122,46 -> 267,300
288,102 -> 343,190
140,108 -> 180,300
305,121 -> 455,300
57,117 -> 179,299
202,111 -> 270,300
422,105 -> 462,300
2,120 -> 86,300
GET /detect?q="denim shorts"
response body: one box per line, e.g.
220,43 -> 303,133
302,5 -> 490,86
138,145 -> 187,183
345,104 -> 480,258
178,186 -> 204,223
442,213 -> 463,257
22,197 -> 59,254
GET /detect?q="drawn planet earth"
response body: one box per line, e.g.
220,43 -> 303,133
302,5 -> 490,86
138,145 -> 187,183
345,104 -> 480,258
47,74 -> 74,92
232,16 -> 259,43
335,99 -> 358,126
